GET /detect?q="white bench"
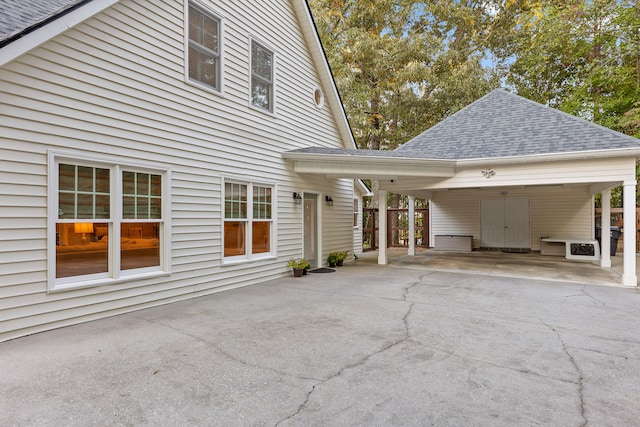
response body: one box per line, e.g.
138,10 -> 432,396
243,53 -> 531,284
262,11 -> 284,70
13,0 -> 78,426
540,237 -> 600,261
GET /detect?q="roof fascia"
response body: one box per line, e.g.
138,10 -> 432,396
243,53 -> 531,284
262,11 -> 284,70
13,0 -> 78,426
291,0 -> 357,149
456,147 -> 640,167
0,0 -> 120,67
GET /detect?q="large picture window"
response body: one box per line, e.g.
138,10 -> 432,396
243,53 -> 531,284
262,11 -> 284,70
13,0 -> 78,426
188,2 -> 221,90
51,155 -> 168,291
250,40 -> 274,112
224,181 -> 274,259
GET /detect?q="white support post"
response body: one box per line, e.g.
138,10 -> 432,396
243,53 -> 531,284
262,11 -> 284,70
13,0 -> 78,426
622,181 -> 637,287
600,189 -> 611,268
408,195 -> 416,256
378,190 -> 388,265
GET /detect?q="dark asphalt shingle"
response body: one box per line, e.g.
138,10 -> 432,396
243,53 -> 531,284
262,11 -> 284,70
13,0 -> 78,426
0,0 -> 87,45
393,89 -> 640,160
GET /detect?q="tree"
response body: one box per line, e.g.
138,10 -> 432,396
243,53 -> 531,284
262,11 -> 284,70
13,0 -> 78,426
309,0 -> 499,209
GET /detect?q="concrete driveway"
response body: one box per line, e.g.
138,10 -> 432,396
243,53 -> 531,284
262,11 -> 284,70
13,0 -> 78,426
2,257 -> 640,426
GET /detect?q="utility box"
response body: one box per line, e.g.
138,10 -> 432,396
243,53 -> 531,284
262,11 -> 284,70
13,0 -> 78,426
434,235 -> 473,252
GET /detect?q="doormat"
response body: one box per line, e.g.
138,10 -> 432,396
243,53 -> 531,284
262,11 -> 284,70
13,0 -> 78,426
308,268 -> 335,273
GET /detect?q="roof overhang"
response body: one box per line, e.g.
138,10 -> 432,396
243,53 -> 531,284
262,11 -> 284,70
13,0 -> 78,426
284,146 -> 640,181
0,0 -> 120,67
282,151 -> 456,179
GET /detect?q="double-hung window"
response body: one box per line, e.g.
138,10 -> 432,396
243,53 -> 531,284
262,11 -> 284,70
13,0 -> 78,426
188,2 -> 221,90
224,181 -> 274,260
250,40 -> 274,112
51,154 -> 168,291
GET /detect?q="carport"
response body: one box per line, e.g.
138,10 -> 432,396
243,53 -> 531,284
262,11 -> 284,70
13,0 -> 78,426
284,90 -> 640,287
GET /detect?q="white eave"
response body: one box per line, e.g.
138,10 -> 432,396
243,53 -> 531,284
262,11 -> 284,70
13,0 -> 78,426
282,151 -> 456,179
456,147 -> 640,167
0,0 -> 121,67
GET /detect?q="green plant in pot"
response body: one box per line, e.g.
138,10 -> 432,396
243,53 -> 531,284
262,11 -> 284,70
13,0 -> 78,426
327,252 -> 341,267
336,251 -> 349,266
287,258 -> 309,277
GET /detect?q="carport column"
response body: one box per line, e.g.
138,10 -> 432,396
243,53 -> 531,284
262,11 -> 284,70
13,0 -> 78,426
622,180 -> 637,287
378,190 -> 388,265
600,189 -> 611,268
408,196 -> 416,256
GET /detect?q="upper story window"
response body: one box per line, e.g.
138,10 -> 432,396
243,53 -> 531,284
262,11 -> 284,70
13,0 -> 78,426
250,40 -> 274,112
50,154 -> 169,292
188,2 -> 221,91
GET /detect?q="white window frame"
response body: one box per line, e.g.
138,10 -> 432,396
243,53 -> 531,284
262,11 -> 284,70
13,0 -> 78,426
48,151 -> 171,292
353,198 -> 359,228
185,0 -> 225,94
222,176 -> 277,263
249,37 -> 276,114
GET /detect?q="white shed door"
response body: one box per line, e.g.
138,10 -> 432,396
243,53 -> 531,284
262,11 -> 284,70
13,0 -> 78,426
480,199 -> 530,249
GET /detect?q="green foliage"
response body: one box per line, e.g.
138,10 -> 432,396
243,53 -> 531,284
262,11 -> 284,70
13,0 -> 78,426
309,0 -> 500,152
287,258 -> 310,270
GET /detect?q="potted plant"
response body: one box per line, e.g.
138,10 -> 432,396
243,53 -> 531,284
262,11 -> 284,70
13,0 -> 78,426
327,252 -> 341,267
287,258 -> 308,277
336,250 -> 349,266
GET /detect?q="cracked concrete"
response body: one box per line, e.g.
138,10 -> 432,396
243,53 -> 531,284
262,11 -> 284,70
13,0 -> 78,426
2,253 -> 640,426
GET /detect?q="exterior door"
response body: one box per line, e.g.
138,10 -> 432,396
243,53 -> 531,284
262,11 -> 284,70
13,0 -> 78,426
303,194 -> 318,268
480,198 -> 530,249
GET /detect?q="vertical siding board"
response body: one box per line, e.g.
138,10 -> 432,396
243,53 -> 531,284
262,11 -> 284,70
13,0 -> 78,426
0,0 -> 353,341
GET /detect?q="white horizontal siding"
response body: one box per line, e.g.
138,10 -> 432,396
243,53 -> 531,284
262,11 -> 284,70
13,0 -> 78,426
430,186 -> 594,250
0,0 -> 352,341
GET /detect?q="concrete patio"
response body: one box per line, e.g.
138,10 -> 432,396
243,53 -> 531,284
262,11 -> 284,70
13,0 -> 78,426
2,253 -> 640,426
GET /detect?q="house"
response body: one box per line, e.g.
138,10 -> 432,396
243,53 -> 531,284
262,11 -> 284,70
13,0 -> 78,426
284,89 -> 640,287
0,0 -> 362,341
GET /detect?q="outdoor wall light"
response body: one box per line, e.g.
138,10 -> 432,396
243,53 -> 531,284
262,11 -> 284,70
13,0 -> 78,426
293,192 -> 302,204
325,195 -> 334,206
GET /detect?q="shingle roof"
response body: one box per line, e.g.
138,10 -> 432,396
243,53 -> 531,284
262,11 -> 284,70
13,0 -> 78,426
0,0 -> 88,46
393,89 -> 640,160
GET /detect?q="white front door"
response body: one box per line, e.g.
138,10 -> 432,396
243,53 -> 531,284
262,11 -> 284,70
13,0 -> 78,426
480,198 -> 530,249
303,194 -> 318,268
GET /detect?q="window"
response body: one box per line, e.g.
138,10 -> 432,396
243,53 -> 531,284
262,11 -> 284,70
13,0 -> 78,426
51,155 -> 168,291
353,198 -> 359,227
250,40 -> 274,112
188,2 -> 221,90
224,181 -> 274,260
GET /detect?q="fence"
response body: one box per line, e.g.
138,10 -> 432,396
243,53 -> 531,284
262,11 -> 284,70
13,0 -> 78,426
362,208 -> 429,251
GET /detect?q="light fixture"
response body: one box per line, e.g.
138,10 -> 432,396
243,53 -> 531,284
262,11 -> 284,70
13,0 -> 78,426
74,222 -> 94,244
325,195 -> 333,206
481,169 -> 495,179
293,192 -> 302,205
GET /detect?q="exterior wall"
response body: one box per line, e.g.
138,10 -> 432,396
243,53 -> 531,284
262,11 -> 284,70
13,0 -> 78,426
430,186 -> 593,250
0,0 -> 353,341
388,157 -> 636,193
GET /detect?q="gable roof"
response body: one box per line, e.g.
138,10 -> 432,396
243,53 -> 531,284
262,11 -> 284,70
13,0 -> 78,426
393,89 -> 640,160
0,0 -> 88,47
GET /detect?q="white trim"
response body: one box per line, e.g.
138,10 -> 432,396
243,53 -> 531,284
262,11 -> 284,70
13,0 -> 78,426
0,0 -> 121,67
47,150 -> 171,292
248,36 -> 277,115
302,190 -> 323,268
184,0 -> 225,95
290,0 -> 357,149
313,86 -> 325,109
221,175 -> 278,264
